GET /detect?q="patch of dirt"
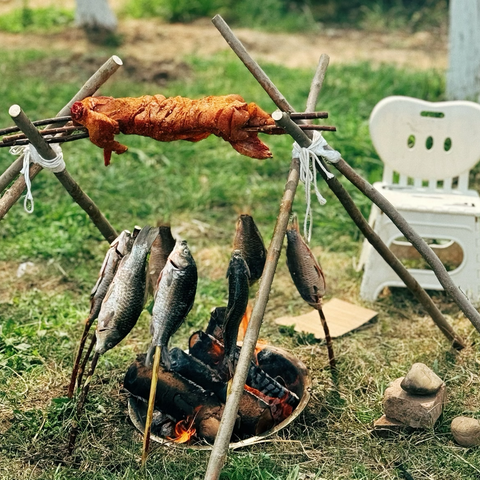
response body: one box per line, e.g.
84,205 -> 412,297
0,1 -> 448,72
0,260 -> 76,304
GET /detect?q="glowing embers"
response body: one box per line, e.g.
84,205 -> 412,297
126,342 -> 310,449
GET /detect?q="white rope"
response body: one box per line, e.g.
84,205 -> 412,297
292,130 -> 342,242
10,143 -> 65,213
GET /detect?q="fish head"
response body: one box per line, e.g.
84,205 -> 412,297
227,249 -> 251,279
95,327 -> 123,355
168,239 -> 196,270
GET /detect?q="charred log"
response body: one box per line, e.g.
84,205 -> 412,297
124,354 -> 223,442
205,307 -> 226,342
188,331 -> 299,422
124,354 -> 274,441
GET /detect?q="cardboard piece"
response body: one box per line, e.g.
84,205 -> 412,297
274,298 -> 377,339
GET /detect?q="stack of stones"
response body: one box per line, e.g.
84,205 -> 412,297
374,363 -> 446,435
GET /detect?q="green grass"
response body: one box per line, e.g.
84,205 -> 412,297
0,6 -> 74,34
0,48 -> 479,480
0,1 -> 448,35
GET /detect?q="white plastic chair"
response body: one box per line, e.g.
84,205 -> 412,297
358,96 -> 480,304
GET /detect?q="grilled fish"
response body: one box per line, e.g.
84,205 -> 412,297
286,215 -> 335,369
68,228 -> 136,397
188,331 -> 299,423
223,250 -> 250,378
95,225 -> 158,355
233,214 -> 267,286
285,215 -> 325,309
147,225 -> 176,297
149,239 -> 198,368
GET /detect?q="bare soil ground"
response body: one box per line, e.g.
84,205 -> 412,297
0,0 -> 448,71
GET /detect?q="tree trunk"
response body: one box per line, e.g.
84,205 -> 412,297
75,0 -> 117,32
447,0 -> 480,101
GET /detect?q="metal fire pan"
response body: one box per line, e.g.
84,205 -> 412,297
128,344 -> 311,450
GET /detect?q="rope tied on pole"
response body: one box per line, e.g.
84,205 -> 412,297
10,143 -> 65,213
292,130 -> 341,241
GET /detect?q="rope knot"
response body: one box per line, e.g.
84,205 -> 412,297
292,130 -> 341,242
10,143 -> 65,213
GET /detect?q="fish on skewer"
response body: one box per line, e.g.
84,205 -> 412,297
232,214 -> 266,340
146,225 -> 176,298
142,239 -> 198,465
222,250 -> 250,381
285,214 -> 335,370
67,228 -> 138,398
233,214 -> 267,287
68,225 -> 158,453
147,239 -> 198,369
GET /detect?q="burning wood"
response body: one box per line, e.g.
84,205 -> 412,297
124,352 -> 276,442
167,410 -> 198,444
205,306 -> 226,343
188,331 -> 300,422
124,354 -> 223,443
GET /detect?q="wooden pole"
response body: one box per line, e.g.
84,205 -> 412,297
8,105 -> 117,243
306,54 -> 330,112
204,33 -> 331,480
205,158 -> 301,480
0,55 -> 122,196
212,15 -> 294,113
141,345 -> 161,467
212,15 -> 467,346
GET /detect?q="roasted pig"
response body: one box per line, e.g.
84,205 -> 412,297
70,94 -> 275,165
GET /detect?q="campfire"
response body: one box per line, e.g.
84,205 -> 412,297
124,307 -> 310,448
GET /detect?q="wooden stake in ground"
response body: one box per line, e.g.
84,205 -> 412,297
206,16 -> 467,480
204,19 -> 329,480
0,55 -> 123,220
141,345 -> 161,467
212,13 -> 466,350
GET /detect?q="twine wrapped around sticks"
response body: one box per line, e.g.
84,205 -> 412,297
10,143 -> 65,213
292,130 -> 341,242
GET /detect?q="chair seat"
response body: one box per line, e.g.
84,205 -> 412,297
374,182 -> 480,216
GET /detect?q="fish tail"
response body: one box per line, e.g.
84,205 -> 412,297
145,345 -> 155,368
160,345 -> 171,371
288,212 -> 299,232
134,226 -> 159,251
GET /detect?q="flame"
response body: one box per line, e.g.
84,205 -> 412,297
208,339 -> 225,364
167,407 -> 200,444
244,385 -> 294,423
237,302 -> 252,342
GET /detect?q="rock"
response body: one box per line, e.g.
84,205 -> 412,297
400,363 -> 444,396
383,377 -> 446,428
451,416 -> 480,447
372,414 -> 409,437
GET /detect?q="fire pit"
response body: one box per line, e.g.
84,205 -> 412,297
127,344 -> 310,449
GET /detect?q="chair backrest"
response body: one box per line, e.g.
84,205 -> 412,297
370,96 -> 480,193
